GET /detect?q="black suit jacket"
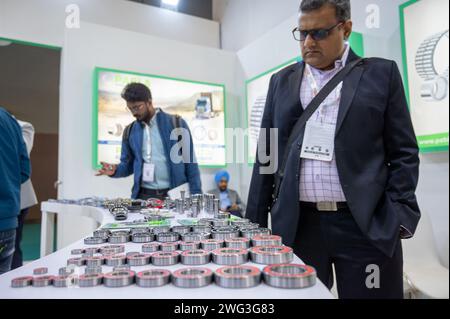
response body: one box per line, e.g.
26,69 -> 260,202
246,49 -> 421,257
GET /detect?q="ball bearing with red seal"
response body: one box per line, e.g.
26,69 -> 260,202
67,257 -> 86,267
201,239 -> 224,251
103,270 -> 135,288
127,253 -> 151,266
33,267 -> 48,275
160,242 -> 179,252
151,252 -> 179,266
172,267 -> 213,288
11,276 -> 33,288
32,275 -> 54,287
85,266 -> 103,275
85,255 -> 106,267
77,273 -> 103,287
179,241 -> 200,251
212,248 -> 248,265
71,248 -> 85,255
142,242 -> 160,253
251,235 -> 282,247
182,232 -> 210,242
214,266 -> 261,289
100,245 -> 125,255
249,246 -> 293,265
53,275 -> 77,288
225,237 -> 250,249
105,254 -> 127,267
241,228 -> 271,239
136,269 -> 171,288
180,250 -> 211,265
262,264 -> 317,289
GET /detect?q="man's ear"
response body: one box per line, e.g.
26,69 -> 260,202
343,20 -> 353,41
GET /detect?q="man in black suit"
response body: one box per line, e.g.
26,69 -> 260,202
246,0 -> 420,299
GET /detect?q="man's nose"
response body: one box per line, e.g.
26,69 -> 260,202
303,34 -> 316,48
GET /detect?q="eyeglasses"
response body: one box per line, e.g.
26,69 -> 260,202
292,22 -> 343,42
126,103 -> 146,113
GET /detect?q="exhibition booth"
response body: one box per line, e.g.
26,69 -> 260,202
0,0 -> 448,299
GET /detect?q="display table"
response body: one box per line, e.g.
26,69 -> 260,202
0,202 -> 334,299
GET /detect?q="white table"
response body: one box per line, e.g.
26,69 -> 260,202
0,202 -> 334,299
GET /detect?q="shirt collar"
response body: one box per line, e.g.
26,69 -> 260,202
310,42 -> 350,74
146,109 -> 160,128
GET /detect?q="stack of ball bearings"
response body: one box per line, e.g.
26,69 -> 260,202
11,218 -> 316,289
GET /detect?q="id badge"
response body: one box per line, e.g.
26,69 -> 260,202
142,163 -> 155,183
300,121 -> 335,162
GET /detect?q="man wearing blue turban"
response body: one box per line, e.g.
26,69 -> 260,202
208,170 -> 245,217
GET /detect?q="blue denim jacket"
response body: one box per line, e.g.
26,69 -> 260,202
112,110 -> 202,199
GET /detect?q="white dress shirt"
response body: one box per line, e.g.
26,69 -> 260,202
299,44 -> 350,203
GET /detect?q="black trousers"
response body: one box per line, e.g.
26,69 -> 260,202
137,188 -> 169,201
293,205 -> 404,299
11,208 -> 28,270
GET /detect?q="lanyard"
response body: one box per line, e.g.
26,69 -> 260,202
304,63 -> 342,123
144,123 -> 152,162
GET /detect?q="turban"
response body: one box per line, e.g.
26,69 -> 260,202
215,170 -> 230,185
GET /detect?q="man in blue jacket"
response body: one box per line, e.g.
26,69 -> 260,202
97,83 -> 202,200
0,107 -> 30,274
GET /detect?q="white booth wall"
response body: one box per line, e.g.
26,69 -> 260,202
56,22 -> 238,246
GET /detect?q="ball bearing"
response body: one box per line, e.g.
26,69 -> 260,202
142,242 -> 160,253
157,232 -> 180,243
179,241 -> 201,251
136,269 -> 171,288
201,239 -> 224,251
262,264 -> 317,289
214,266 -> 261,289
127,254 -> 151,266
159,242 -> 179,252
105,254 -> 127,267
103,270 -> 135,288
11,276 -> 33,288
151,252 -> 179,266
212,248 -> 248,266
132,232 -> 155,243
77,273 -> 103,287
32,275 -> 54,287
182,232 -> 210,242
180,250 -> 211,265
225,237 -> 250,249
249,246 -> 293,265
251,235 -> 282,247
172,267 -> 213,288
